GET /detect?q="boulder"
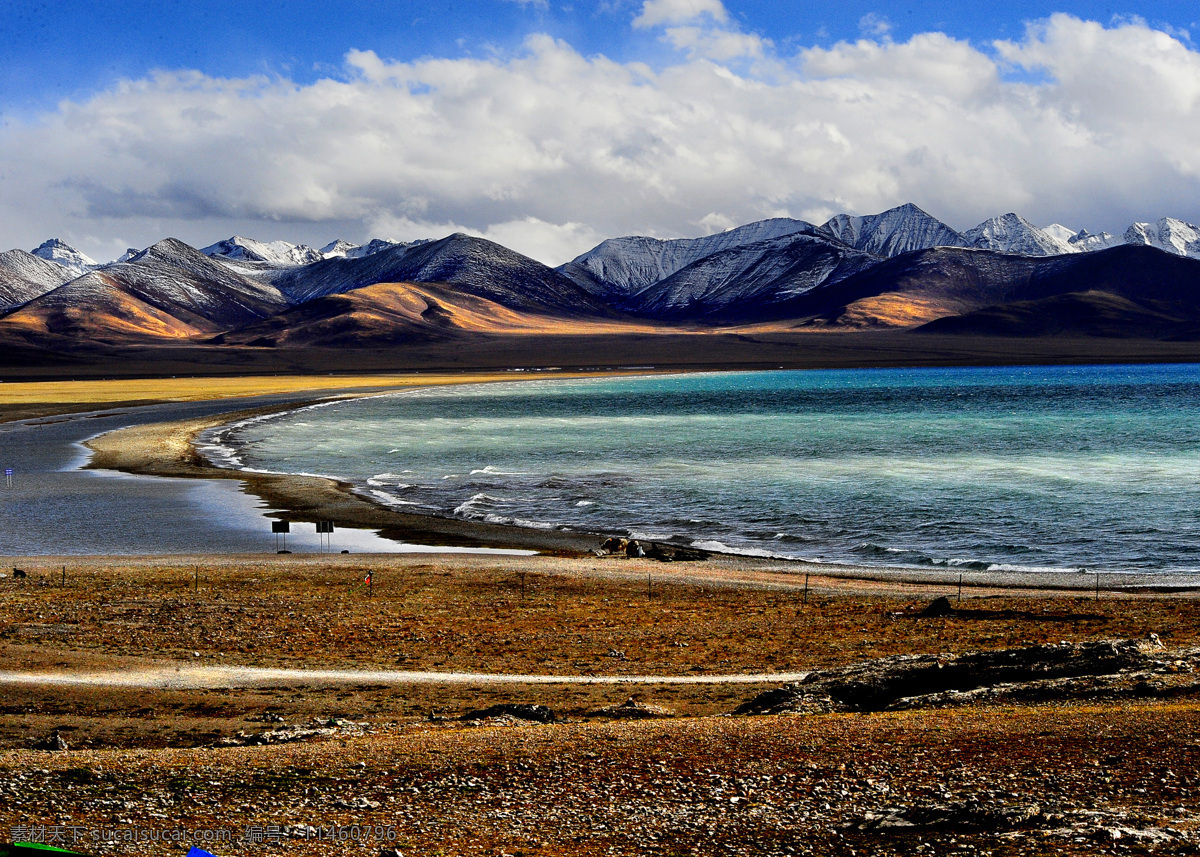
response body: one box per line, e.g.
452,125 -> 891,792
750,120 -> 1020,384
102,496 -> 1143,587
585,698 -> 674,719
920,596 -> 955,617
459,703 -> 558,724
735,639 -> 1190,715
33,731 -> 68,751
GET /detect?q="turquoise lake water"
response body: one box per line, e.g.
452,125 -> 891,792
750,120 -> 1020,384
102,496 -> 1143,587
202,364 -> 1200,572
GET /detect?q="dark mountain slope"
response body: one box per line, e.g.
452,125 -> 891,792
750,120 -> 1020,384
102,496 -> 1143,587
271,233 -> 617,318
558,218 -> 817,300
2,239 -> 290,342
0,249 -> 75,310
214,281 -> 657,348
627,232 -> 879,322
766,247 -> 1042,328
918,245 -> 1200,338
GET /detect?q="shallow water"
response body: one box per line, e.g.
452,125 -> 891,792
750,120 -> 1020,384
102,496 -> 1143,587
0,396 -> 533,557
205,364 -> 1200,573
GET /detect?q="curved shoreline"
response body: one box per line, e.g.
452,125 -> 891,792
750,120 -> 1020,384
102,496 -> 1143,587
82,389 -> 606,554
72,385 -> 1200,592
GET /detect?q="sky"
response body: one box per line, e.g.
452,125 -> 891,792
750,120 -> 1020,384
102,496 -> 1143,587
2,1 -> 1200,265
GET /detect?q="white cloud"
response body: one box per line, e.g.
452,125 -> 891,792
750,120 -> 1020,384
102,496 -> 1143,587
3,15 -> 1200,264
632,0 -> 728,30
858,13 -> 893,38
633,0 -> 765,61
661,25 -> 767,60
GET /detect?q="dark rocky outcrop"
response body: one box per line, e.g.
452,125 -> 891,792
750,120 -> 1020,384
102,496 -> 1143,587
460,703 -> 558,724
32,731 -> 68,751
735,638 -> 1192,715
852,800 -> 1047,833
584,698 -> 674,719
919,595 -> 954,617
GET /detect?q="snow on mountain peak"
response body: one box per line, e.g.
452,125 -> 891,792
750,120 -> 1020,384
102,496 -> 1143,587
31,239 -> 98,276
964,213 -> 1075,256
1067,229 -> 1119,252
560,217 -> 815,297
319,239 -> 359,258
202,236 -> 323,267
1042,224 -> 1077,244
818,203 -> 967,257
1123,217 -> 1200,260
319,238 -> 412,260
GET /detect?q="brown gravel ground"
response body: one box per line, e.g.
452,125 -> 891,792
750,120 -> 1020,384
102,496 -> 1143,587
3,555 -> 1200,855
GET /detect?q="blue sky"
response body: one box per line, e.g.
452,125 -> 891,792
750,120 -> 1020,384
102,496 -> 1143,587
4,1 -> 1196,110
2,1 -> 1200,263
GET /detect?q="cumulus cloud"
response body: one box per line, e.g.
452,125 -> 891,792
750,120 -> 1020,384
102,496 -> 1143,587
634,0 -> 767,61
632,0 -> 729,29
2,14 -> 1200,265
858,13 -> 893,38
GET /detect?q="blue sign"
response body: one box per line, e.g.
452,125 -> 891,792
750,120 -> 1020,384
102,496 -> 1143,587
3,470 -> 10,476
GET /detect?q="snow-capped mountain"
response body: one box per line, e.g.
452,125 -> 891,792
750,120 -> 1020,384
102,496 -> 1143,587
964,213 -> 1076,256
31,239 -> 98,277
1042,224 -> 1077,245
318,238 -> 408,259
1067,229 -> 1121,252
202,236 -> 323,267
273,233 -> 614,317
319,239 -> 359,259
8,204 -> 1200,349
558,218 -> 816,299
7,238 -> 292,342
1123,218 -> 1200,259
627,232 -> 879,320
818,204 -> 967,257
0,249 -> 75,310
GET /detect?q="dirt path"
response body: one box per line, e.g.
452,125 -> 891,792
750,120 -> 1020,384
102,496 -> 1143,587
0,664 -> 809,689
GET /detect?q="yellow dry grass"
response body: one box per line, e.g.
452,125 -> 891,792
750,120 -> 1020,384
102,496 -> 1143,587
834,293 -> 962,327
0,367 -> 684,409
353,282 -> 665,335
0,372 -> 524,407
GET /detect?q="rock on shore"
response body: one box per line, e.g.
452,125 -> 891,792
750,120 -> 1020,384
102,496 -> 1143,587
735,638 -> 1195,715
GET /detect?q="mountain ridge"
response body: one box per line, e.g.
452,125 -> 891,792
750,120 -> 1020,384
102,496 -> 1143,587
8,204 -> 1200,352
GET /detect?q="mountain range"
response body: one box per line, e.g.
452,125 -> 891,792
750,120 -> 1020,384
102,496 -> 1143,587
6,204 -> 1200,352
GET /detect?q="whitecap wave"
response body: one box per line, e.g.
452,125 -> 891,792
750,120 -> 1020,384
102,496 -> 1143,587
366,472 -> 413,487
689,539 -> 791,559
368,490 -> 425,508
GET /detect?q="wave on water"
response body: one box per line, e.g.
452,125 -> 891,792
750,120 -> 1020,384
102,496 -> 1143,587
202,365 -> 1200,574
482,514 -> 557,530
367,490 -> 427,508
689,539 -> 792,559
366,473 -> 415,487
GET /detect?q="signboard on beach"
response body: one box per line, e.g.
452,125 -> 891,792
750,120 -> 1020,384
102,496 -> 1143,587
316,521 -> 334,533
271,521 -> 290,533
